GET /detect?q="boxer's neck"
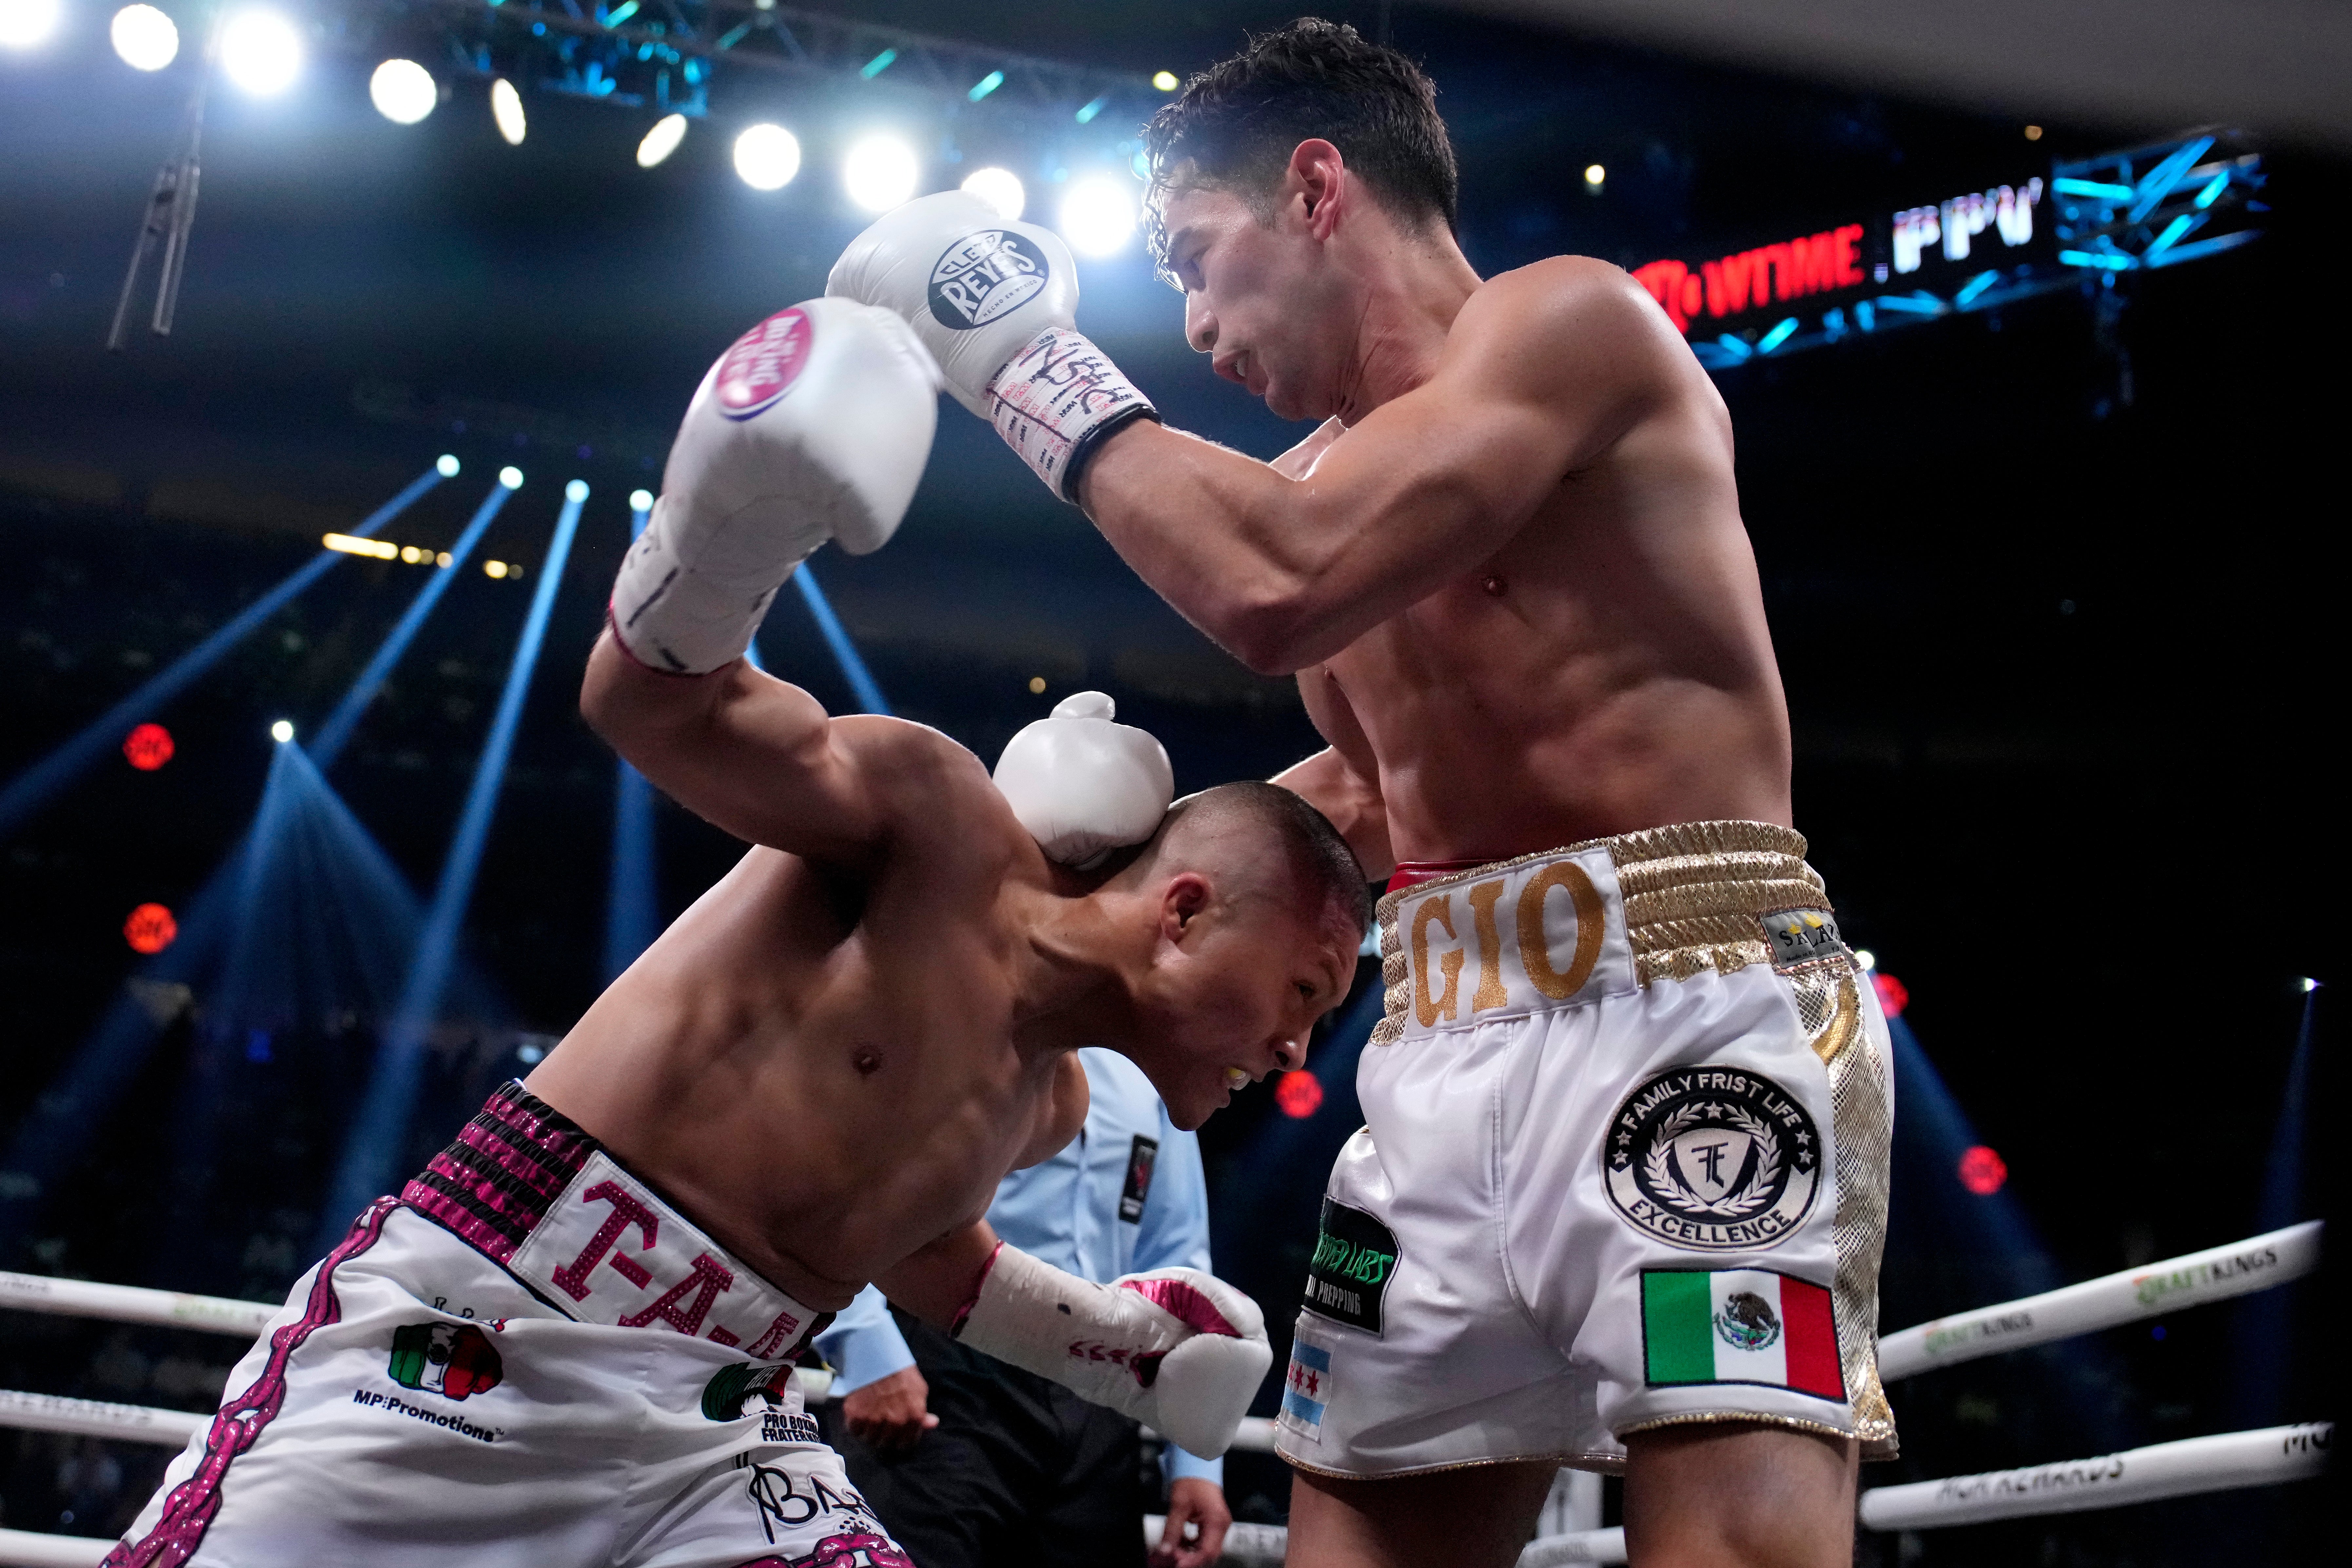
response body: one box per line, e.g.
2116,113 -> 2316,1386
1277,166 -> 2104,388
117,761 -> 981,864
1330,223 -> 1482,424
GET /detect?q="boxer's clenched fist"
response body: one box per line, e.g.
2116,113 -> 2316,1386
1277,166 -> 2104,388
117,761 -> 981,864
613,297 -> 939,675
955,1242 -> 1270,1458
828,192 -> 1157,502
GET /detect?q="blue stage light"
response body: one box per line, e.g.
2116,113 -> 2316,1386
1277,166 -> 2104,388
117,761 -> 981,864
1953,270 -> 2000,307
565,479 -> 590,502
308,479 -> 517,771
0,464 -> 447,842
316,482 -> 587,1246
793,566 -> 890,715
1756,317 -> 1798,354
437,454 -> 461,476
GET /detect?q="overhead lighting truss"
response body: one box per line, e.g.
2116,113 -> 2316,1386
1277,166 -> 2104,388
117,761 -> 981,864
337,0 -> 1156,127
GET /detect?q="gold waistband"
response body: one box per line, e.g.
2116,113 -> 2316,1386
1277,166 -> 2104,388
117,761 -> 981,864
1374,820 -> 1830,998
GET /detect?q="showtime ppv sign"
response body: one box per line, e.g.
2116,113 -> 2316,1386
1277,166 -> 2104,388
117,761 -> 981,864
1633,225 -> 1867,334
1630,175 -> 2049,339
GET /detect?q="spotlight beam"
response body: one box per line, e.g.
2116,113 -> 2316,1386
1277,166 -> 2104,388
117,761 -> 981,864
316,483 -> 587,1246
792,566 -> 890,716
307,480 -> 517,771
0,464 -> 446,842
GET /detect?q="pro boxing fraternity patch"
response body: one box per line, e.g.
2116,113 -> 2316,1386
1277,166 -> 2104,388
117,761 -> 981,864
715,308 -> 815,420
1759,907 -> 1846,969
1119,1135 -> 1159,1223
927,230 -> 1049,329
1606,1068 -> 1821,1252
1301,1199 -> 1399,1334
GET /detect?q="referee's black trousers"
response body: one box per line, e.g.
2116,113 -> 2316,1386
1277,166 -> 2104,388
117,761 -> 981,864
828,1308 -> 1148,1568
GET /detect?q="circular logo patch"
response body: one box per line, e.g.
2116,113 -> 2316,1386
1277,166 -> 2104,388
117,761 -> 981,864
1605,1067 -> 1820,1252
927,229 -> 1048,330
714,307 -> 814,420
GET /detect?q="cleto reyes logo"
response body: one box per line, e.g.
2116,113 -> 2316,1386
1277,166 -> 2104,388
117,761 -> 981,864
715,308 -> 815,420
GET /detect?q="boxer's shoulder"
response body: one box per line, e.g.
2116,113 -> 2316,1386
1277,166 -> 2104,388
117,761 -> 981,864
1451,257 -> 1687,380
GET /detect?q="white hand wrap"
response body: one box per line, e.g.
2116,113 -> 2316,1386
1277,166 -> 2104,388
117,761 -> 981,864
611,298 -> 939,675
992,692 -> 1173,866
955,1244 -> 1271,1458
988,327 -> 1157,502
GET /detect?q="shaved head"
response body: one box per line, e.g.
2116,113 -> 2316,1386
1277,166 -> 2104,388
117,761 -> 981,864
1137,780 -> 1371,940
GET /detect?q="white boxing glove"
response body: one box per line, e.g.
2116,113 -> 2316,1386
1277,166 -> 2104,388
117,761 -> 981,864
827,191 -> 1156,502
611,297 -> 940,675
994,692 -> 1173,866
955,1243 -> 1271,1458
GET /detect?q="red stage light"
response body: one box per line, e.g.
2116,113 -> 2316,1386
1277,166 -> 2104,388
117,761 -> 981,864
1958,1145 -> 2008,1195
1274,1070 -> 1324,1120
123,723 -> 175,771
1872,970 -> 1909,1017
124,903 -> 178,954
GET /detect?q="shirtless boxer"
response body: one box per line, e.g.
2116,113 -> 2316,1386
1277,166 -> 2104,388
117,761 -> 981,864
828,19 -> 1894,1568
105,297 -> 1366,1568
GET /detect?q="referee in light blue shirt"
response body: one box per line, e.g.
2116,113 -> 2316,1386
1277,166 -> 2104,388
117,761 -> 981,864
819,1048 -> 1231,1568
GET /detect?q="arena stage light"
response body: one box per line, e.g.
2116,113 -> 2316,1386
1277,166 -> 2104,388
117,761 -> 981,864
490,78 -> 526,145
110,5 -> 178,70
637,112 -> 687,169
124,903 -> 178,954
734,123 -> 800,190
370,58 -> 436,124
628,488 -> 654,512
0,0 -> 59,50
497,464 -> 524,488
843,133 -> 918,212
1152,70 -> 1179,92
269,718 -> 294,743
1583,163 -> 1605,192
435,453 -> 460,476
122,722 -> 174,771
1058,176 -> 1135,258
961,166 -> 1025,221
220,10 -> 302,97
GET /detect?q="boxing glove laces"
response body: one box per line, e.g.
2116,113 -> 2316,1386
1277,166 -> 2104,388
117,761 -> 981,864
954,1242 -> 1271,1458
992,692 -> 1174,866
828,192 -> 1156,503
612,297 -> 940,675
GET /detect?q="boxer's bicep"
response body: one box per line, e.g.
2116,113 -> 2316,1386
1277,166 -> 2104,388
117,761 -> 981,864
582,627 -> 888,859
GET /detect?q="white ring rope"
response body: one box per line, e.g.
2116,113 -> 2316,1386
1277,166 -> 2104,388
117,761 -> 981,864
0,1224 -> 2323,1566
1876,1220 -> 2320,1381
1858,1421 -> 2332,1531
0,1389 -> 206,1446
0,1270 -> 275,1337
0,1528 -> 109,1568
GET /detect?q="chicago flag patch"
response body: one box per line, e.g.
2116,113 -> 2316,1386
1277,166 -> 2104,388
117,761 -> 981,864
1640,1269 -> 1844,1401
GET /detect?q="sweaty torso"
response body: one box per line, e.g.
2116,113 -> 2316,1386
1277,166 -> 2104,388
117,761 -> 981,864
521,779 -> 1077,1311
1305,265 -> 1791,867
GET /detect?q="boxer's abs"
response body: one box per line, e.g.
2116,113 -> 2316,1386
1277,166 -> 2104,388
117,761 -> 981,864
525,860 -> 1054,1311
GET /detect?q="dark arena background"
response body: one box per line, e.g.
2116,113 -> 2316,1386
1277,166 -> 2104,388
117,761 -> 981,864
0,2 -> 2339,1563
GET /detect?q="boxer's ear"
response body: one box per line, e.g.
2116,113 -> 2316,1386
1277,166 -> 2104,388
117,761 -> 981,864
1287,139 -> 1347,239
1159,871 -> 1213,941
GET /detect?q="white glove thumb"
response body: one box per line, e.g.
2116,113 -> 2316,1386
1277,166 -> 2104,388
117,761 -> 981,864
993,692 -> 1173,866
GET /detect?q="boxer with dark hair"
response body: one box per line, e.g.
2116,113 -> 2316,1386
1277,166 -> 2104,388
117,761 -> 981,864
106,299 -> 1361,1568
830,19 -> 1895,1568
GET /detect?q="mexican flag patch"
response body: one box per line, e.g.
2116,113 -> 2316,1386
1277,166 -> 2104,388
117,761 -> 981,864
1641,1269 -> 1844,1401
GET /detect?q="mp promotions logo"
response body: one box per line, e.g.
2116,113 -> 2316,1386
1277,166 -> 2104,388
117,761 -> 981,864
1606,1069 -> 1820,1252
927,230 -> 1049,330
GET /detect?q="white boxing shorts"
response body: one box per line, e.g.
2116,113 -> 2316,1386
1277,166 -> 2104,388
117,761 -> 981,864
1275,822 -> 1896,1478
106,1083 -> 909,1568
